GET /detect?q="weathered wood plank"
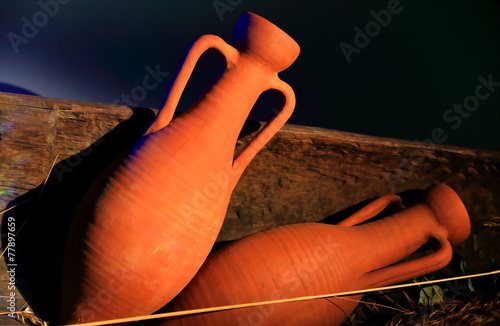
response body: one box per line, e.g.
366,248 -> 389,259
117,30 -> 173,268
0,92 -> 157,209
228,124 -> 500,238
0,92 -> 499,323
2,92 -> 499,237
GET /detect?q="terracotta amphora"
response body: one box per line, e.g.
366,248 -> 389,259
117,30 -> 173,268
154,184 -> 470,326
59,12 -> 300,324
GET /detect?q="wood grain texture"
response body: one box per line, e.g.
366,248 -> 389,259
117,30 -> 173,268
0,92 -> 154,208
0,92 -> 499,323
228,124 -> 500,238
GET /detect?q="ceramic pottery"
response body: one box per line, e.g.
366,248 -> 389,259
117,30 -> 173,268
59,12 -> 299,324
155,184 -> 470,326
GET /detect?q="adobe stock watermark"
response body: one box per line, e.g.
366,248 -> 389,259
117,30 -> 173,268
52,64 -> 169,182
7,0 -> 71,54
339,0 -> 409,64
5,216 -> 18,318
385,73 -> 500,193
111,64 -> 170,107
213,0 -> 243,22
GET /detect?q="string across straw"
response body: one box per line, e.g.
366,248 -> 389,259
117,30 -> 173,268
62,270 -> 500,326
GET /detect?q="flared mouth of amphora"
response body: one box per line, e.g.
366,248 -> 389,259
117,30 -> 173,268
418,184 -> 471,245
233,12 -> 301,72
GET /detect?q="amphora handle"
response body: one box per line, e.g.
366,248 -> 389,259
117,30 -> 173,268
143,32 -> 296,174
359,230 -> 452,288
232,78 -> 295,172
338,195 -> 403,227
145,34 -> 240,135
351,184 -> 468,289
339,194 -> 453,288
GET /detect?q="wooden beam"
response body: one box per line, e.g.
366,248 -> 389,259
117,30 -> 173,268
1,92 -> 499,323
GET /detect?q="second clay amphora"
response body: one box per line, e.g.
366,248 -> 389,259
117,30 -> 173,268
155,184 -> 470,326
59,12 -> 300,324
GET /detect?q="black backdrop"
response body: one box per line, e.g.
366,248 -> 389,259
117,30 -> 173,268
1,0 -> 499,150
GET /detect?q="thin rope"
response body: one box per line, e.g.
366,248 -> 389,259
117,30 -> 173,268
61,269 -> 500,326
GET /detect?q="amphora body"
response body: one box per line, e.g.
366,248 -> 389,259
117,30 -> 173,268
59,12 -> 300,324
156,184 -> 470,326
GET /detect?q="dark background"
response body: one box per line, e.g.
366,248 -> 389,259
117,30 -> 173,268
1,0 -> 499,150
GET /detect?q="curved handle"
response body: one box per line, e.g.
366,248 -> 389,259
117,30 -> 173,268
359,230 -> 453,288
338,195 -> 403,227
145,34 -> 240,135
232,77 -> 296,173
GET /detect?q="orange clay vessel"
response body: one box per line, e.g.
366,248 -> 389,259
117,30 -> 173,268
59,12 -> 300,324
155,184 -> 470,326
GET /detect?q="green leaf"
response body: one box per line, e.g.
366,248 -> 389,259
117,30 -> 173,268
467,278 -> 475,293
460,258 -> 468,275
419,285 -> 444,305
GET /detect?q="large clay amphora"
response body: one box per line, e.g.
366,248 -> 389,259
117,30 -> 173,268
155,184 -> 470,326
60,12 -> 300,324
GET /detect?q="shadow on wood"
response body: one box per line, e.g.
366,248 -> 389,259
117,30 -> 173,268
1,108 -> 155,323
